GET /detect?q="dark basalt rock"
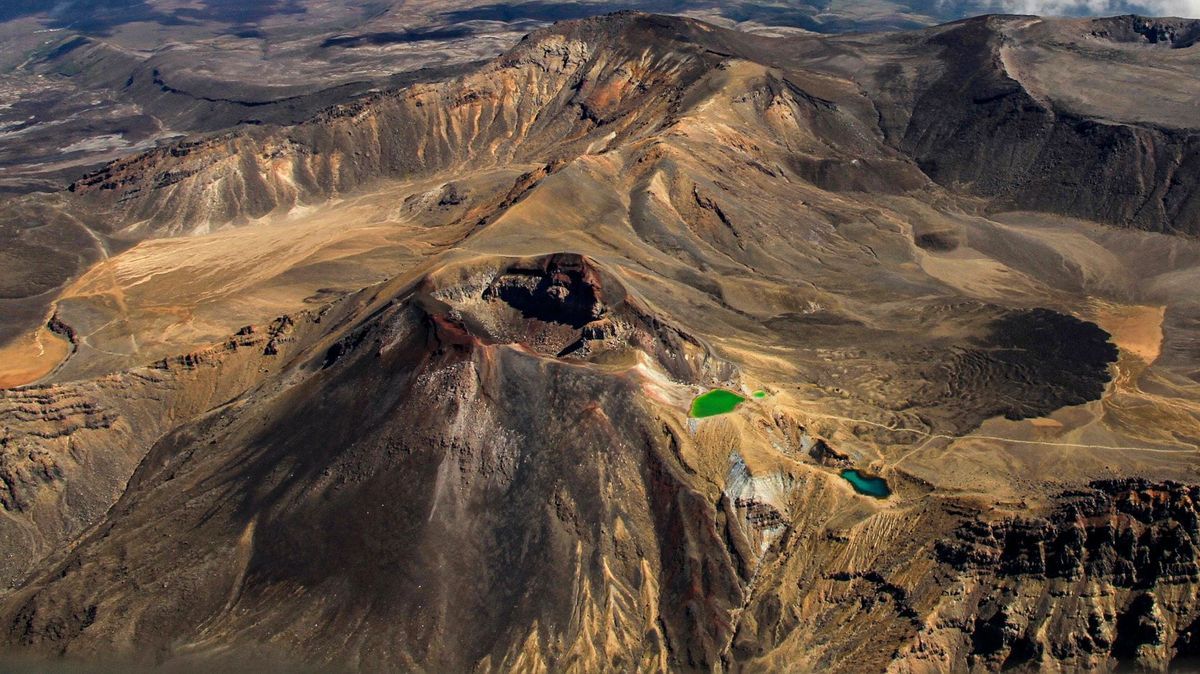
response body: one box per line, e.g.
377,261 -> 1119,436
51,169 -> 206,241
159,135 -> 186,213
1176,614 -> 1200,664
733,497 -> 786,530
937,479 -> 1200,588
809,438 -> 852,468
971,607 -> 1015,658
980,308 -> 1119,418
45,313 -> 76,345
0,445 -> 65,512
826,571 -> 921,623
1003,633 -> 1044,669
1090,15 -> 1200,49
913,230 -> 960,252
1112,593 -> 1164,663
483,255 -> 608,329
918,308 -> 1118,431
436,182 -> 467,207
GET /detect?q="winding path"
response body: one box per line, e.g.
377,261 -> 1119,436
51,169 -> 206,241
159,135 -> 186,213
789,406 -> 1198,466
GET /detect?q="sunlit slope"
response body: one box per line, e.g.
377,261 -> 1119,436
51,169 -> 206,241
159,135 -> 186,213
1,12 -> 1199,673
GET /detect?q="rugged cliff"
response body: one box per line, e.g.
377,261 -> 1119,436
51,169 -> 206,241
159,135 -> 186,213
1,12 -> 1199,674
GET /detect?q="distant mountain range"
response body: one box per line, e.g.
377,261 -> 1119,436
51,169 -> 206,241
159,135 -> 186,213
2,10 -> 1200,672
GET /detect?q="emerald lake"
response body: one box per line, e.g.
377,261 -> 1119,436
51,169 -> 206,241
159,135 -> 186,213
689,389 -> 747,418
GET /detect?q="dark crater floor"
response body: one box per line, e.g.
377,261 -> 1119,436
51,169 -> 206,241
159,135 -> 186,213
918,308 -> 1118,431
483,257 -> 607,330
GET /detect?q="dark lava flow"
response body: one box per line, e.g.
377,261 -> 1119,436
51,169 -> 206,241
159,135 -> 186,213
922,308 -> 1119,431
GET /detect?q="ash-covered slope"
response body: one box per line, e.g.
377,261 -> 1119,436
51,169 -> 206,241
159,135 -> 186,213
6,12 -> 1200,352
59,12 -> 1200,236
2,11 -> 1200,674
1,254 -> 745,672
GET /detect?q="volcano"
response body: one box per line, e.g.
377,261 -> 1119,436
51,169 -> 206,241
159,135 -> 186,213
2,11 -> 1200,673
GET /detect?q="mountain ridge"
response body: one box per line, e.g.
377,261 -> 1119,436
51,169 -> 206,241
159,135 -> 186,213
2,10 -> 1200,673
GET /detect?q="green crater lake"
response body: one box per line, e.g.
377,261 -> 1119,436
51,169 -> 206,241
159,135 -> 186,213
689,389 -> 747,418
840,469 -> 891,498
752,390 -> 767,399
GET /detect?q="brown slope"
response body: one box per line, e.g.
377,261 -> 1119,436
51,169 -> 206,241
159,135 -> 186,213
61,13 -> 721,236
849,15 -> 1200,234
7,12 -> 1200,366
0,254 -> 746,672
2,12 -> 1200,674
0,298 -> 361,592
0,13 -> 724,356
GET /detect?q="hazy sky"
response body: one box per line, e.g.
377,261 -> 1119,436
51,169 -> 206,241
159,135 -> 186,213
991,0 -> 1199,16
2,0 -> 1196,33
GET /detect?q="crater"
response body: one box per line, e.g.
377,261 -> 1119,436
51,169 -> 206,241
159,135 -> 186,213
482,256 -> 608,330
918,308 -> 1118,431
429,253 -> 714,382
1089,16 -> 1200,49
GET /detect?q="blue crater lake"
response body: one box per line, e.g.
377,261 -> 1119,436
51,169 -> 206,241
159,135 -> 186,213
840,469 -> 891,498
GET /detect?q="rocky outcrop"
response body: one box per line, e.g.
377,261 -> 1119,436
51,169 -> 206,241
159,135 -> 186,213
808,438 -> 852,468
937,479 -> 1200,587
923,480 -> 1200,671
1090,15 -> 1200,49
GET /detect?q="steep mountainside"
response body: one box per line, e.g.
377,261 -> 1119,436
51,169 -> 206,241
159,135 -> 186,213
54,13 -> 1200,236
5,13 -> 1200,352
2,12 -> 1200,674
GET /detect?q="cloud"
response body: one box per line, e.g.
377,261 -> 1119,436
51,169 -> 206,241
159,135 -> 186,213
987,0 -> 1200,18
